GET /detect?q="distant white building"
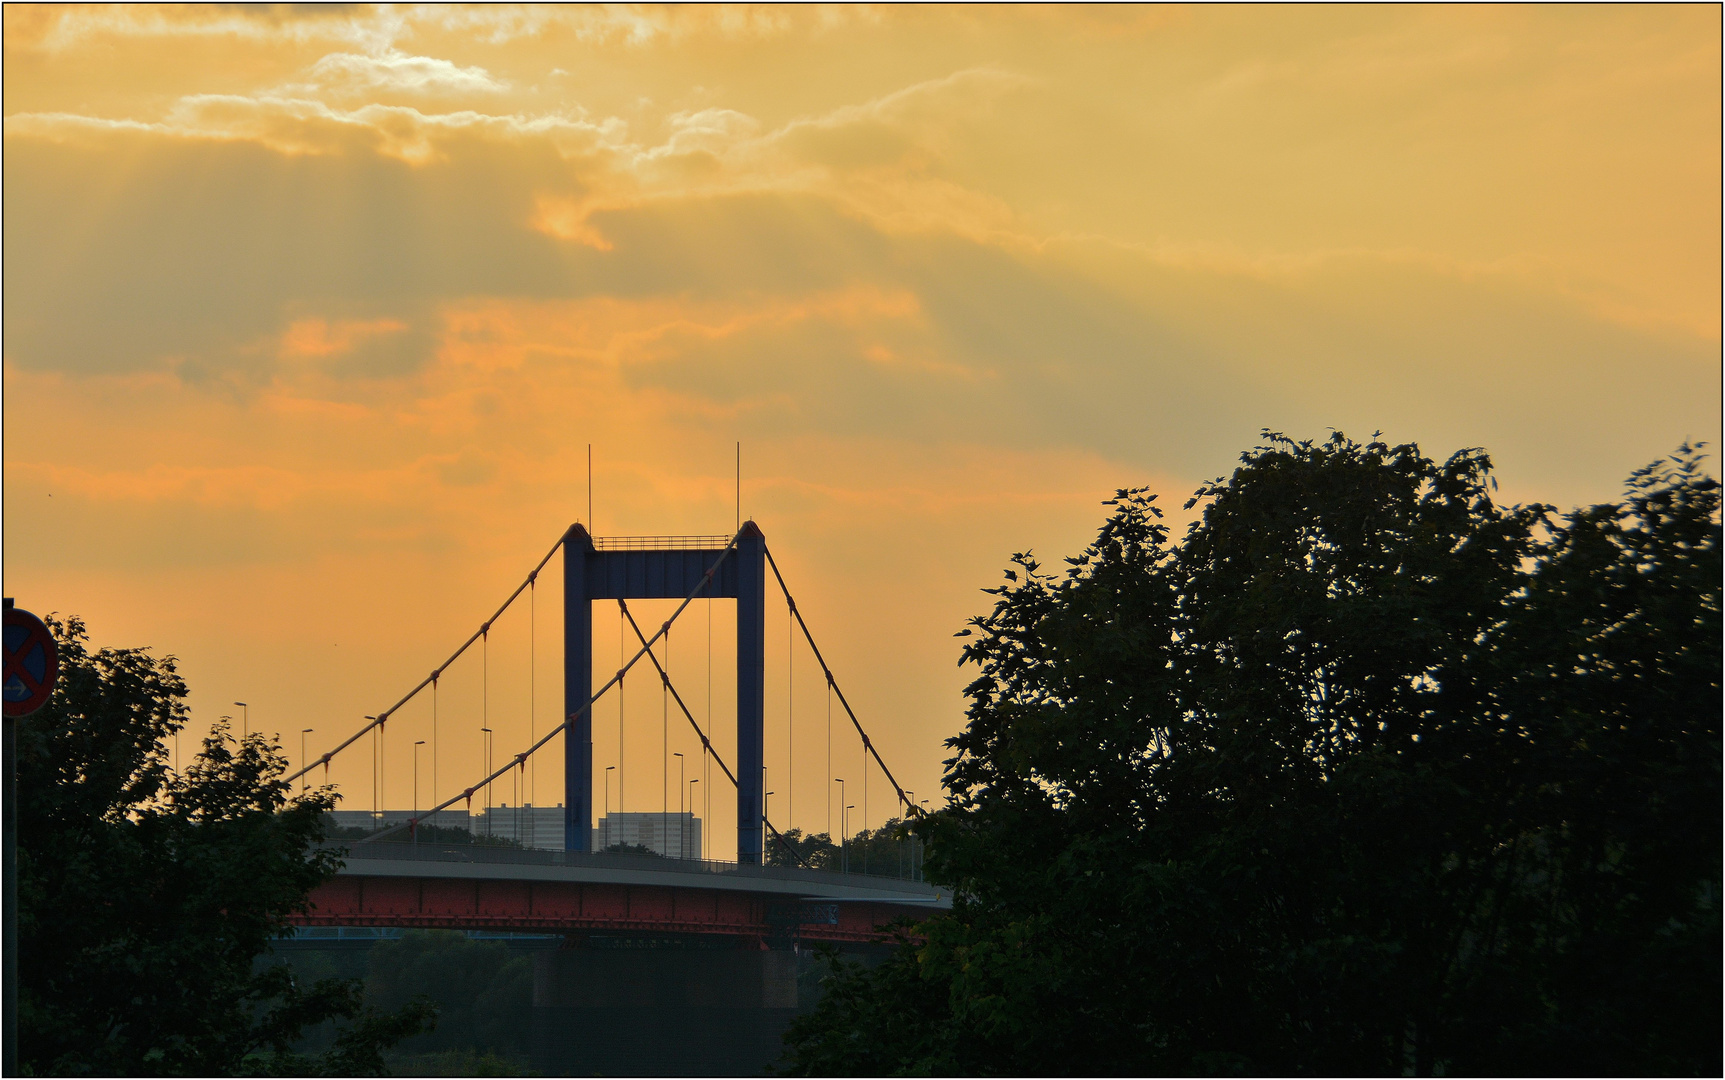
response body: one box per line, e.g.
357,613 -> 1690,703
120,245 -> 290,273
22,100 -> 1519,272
474,803 -> 566,850
594,812 -> 703,859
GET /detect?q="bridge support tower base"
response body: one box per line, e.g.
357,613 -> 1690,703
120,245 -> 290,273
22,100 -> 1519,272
532,944 -> 799,1075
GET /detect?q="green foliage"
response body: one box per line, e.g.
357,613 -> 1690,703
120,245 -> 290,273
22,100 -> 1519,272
781,434 -> 1721,1076
17,616 -> 435,1075
767,827 -> 839,869
599,841 -> 662,856
383,1048 -> 536,1076
770,821 -> 921,877
843,819 -> 920,878
365,931 -> 534,1060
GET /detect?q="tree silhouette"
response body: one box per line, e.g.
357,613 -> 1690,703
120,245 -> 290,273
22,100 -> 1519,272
17,616 -> 433,1075
782,434 -> 1720,1076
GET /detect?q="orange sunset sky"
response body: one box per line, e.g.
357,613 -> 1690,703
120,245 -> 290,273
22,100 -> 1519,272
3,5 -> 1720,848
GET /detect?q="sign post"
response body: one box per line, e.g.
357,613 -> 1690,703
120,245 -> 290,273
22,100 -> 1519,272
4,600 -> 59,1075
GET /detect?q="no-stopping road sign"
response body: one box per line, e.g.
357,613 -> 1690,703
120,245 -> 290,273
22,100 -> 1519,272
3,606 -> 58,718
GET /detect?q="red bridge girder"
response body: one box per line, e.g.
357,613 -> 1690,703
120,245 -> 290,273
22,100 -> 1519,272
293,875 -> 919,945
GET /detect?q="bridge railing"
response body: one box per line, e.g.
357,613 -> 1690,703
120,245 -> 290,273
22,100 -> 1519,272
591,535 -> 734,551
323,841 -> 940,896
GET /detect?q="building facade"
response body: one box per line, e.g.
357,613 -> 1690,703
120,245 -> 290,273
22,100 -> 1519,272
593,812 -> 703,859
474,804 -> 566,850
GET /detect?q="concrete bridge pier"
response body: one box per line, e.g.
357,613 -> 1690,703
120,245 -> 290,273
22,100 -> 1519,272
531,942 -> 802,1076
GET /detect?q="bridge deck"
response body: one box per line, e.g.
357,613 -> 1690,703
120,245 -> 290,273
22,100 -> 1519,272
295,844 -> 950,944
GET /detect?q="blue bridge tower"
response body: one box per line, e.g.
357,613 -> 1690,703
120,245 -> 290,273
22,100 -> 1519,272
563,523 -> 767,863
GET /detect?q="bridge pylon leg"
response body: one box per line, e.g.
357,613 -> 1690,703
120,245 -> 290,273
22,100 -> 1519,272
561,522 -> 764,863
736,523 -> 766,864
564,524 -> 594,852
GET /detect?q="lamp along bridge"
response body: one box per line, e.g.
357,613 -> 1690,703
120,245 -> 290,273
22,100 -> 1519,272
281,520 -> 930,944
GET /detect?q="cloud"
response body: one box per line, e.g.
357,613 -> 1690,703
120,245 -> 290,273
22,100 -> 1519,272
773,67 -> 1029,168
4,55 -> 1038,292
279,318 -> 409,361
7,93 -> 622,166
3,5 -> 394,54
2,5 -> 872,57
6,4 -> 1717,848
4,54 -> 1023,255
652,108 -> 764,162
4,15 -> 1716,500
297,49 -> 510,97
5,107 -> 1714,501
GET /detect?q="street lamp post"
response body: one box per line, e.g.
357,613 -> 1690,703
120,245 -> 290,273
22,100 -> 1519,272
764,790 -> 774,861
679,776 -> 693,862
365,717 -> 380,829
673,753 -> 685,858
413,740 -> 426,846
234,702 -> 249,739
481,727 -> 493,837
900,790 -> 912,880
843,805 -> 855,875
903,790 -> 914,880
919,799 -> 929,879
834,778 -> 845,872
300,729 -> 313,792
604,766 -> 615,850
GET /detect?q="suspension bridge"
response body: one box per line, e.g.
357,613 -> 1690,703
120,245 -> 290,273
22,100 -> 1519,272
277,521 -> 944,946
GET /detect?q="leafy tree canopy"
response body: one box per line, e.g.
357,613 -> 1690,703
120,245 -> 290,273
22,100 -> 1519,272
768,822 -> 922,878
18,616 -> 434,1075
325,822 -> 525,849
767,827 -> 839,869
363,931 -> 533,1061
782,433 -> 1721,1077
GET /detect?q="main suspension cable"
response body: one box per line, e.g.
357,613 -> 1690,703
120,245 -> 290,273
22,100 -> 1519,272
355,531 -> 741,844
764,547 -> 915,814
284,530 -> 567,786
620,601 -> 739,789
617,600 -> 809,867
